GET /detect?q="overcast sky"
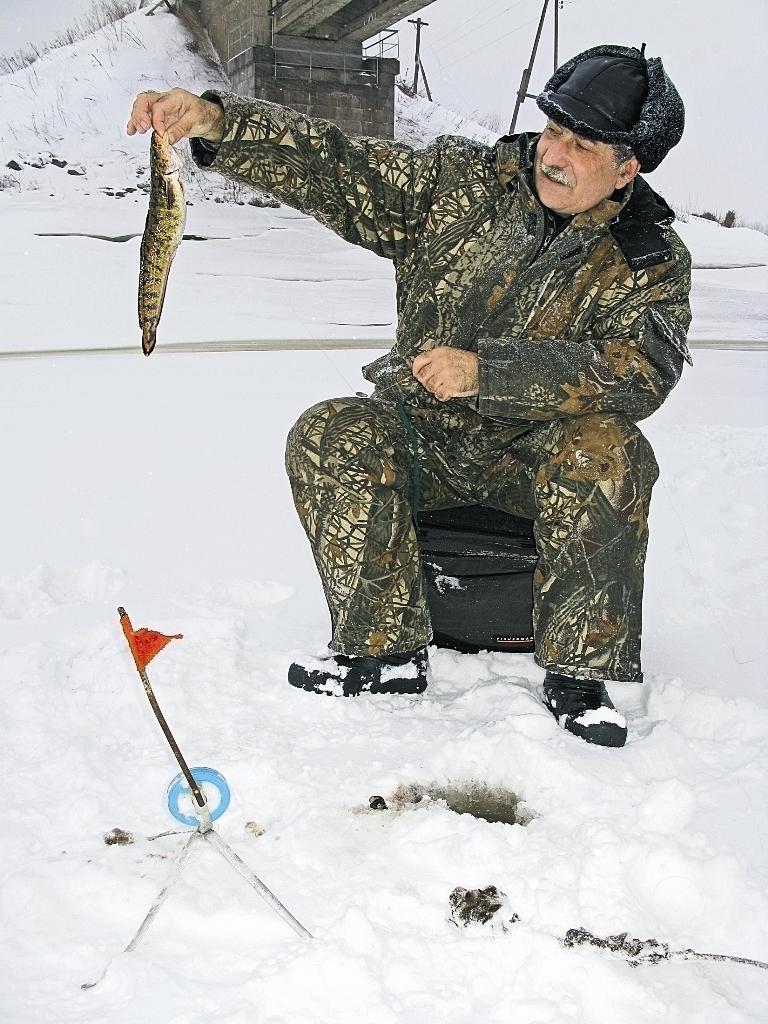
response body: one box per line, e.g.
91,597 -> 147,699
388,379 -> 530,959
390,0 -> 767,224
0,0 -> 96,52
1,0 -> 765,222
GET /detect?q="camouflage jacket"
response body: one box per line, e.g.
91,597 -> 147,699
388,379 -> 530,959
193,92 -> 692,427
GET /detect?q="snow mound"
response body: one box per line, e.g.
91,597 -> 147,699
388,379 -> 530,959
677,216 -> 768,269
395,87 -> 498,149
0,561 -> 126,621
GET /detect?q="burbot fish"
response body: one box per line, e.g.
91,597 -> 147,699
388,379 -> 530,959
138,131 -> 186,356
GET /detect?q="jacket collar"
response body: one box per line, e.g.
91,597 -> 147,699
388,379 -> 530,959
489,132 -> 675,268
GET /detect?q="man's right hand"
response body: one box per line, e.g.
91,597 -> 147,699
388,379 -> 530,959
126,88 -> 224,145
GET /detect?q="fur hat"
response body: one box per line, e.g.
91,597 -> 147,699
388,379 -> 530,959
536,44 -> 685,171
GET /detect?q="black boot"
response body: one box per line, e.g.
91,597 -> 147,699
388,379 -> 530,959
288,647 -> 429,697
543,671 -> 628,747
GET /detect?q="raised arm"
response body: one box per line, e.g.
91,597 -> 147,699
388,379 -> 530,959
127,87 -> 442,265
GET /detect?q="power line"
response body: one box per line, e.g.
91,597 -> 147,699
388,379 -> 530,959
436,14 -> 540,69
425,0 -> 512,44
427,0 -> 526,56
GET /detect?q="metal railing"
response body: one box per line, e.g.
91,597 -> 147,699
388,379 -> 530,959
273,46 -> 381,86
363,29 -> 399,61
227,9 -> 393,81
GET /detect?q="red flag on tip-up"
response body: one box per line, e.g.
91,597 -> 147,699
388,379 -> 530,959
119,606 -> 182,672
133,627 -> 183,668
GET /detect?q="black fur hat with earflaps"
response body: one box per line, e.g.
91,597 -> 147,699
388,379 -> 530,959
535,43 -> 685,171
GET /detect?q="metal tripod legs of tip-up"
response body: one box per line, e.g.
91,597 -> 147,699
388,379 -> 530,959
81,608 -> 312,991
83,813 -> 311,990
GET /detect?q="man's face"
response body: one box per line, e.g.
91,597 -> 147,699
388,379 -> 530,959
534,120 -> 640,216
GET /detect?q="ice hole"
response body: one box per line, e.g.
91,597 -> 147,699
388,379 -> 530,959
389,782 -> 534,826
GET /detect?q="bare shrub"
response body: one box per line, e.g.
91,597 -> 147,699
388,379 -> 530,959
220,177 -> 248,204
247,192 -> 280,209
51,26 -> 80,48
0,0 -> 136,76
695,209 -> 741,229
670,203 -> 689,223
199,166 -> 278,208
0,46 -> 41,75
82,0 -> 136,36
0,174 -> 21,192
470,108 -> 504,134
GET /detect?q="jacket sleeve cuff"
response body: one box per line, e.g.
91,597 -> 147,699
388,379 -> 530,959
189,90 -> 276,171
476,337 -> 561,421
188,91 -> 225,167
477,336 -> 608,421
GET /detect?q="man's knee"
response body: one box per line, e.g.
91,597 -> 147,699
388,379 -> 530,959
285,397 -> 406,487
543,413 -> 659,493
286,398 -> 346,476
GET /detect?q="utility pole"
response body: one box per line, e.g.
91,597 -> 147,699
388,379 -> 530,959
420,60 -> 433,102
409,17 -> 432,100
509,0 -> 563,134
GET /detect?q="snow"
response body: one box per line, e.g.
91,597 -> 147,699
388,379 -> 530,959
573,706 -> 627,728
1,10 -> 767,1023
394,87 -> 498,150
433,574 -> 464,594
678,217 -> 768,268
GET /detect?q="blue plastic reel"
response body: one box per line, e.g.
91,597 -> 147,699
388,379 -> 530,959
166,766 -> 231,826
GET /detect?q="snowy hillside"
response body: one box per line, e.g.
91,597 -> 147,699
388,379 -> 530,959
1,9 -> 767,1024
395,86 -> 498,149
0,9 -> 230,202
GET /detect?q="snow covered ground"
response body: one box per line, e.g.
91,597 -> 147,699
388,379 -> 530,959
1,10 -> 767,1023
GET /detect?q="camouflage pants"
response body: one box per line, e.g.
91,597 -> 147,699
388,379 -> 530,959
285,397 -> 659,682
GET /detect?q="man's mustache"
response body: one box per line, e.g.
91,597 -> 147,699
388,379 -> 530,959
540,161 -> 574,188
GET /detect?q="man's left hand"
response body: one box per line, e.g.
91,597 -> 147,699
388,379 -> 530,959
412,347 -> 479,402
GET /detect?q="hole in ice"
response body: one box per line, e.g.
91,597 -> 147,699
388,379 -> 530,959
387,782 -> 534,826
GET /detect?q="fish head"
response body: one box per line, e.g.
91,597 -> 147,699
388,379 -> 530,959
151,130 -> 183,176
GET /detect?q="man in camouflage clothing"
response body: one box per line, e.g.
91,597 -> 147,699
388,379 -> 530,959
128,44 -> 691,747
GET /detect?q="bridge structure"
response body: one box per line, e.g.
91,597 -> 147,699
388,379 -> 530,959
194,0 -> 437,137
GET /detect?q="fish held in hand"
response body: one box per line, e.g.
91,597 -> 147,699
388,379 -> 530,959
138,131 -> 186,356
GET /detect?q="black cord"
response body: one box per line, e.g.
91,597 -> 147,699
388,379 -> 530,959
395,399 -> 422,527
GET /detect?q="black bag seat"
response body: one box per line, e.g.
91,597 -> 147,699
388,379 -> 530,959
417,506 -> 538,654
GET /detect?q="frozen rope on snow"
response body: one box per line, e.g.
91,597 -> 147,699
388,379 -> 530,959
673,950 -> 768,970
563,927 -> 672,965
564,927 -> 768,971
449,887 -> 768,971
